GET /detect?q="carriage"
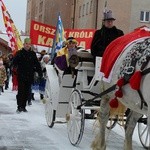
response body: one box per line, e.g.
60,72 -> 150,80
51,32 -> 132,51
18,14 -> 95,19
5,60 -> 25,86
44,45 -> 149,149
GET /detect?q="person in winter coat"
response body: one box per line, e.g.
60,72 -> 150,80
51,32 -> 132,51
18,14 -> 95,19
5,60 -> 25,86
91,10 -> 124,62
29,53 -> 42,102
13,38 -> 43,113
2,54 -> 10,90
39,54 -> 51,100
0,59 -> 7,95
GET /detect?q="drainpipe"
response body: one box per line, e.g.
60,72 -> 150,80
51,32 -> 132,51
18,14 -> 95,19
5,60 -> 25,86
72,0 -> 76,29
95,0 -> 99,29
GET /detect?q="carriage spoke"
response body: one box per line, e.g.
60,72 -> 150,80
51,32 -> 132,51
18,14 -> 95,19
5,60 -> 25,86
140,126 -> 148,137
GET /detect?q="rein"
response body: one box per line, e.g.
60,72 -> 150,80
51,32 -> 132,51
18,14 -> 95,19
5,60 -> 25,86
77,38 -> 150,109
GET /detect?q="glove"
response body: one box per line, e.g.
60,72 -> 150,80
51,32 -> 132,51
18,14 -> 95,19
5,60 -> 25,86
43,68 -> 46,73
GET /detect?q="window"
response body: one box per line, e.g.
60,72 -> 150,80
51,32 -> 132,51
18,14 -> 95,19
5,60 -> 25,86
82,4 -> 85,16
35,6 -> 38,15
79,6 -> 81,18
39,14 -> 42,22
90,0 -> 93,13
140,11 -> 150,22
86,2 -> 89,15
39,1 -> 43,13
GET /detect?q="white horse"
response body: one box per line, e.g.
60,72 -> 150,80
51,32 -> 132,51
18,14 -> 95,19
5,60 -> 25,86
91,36 -> 150,150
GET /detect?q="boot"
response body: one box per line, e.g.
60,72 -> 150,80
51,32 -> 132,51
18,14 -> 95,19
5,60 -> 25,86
1,86 -> 4,92
31,93 -> 35,100
28,101 -> 32,105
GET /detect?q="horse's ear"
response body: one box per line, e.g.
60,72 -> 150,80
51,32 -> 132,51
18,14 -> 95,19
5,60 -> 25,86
129,71 -> 142,90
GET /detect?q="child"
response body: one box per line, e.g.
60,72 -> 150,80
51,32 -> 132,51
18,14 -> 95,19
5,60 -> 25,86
0,59 -> 7,95
39,54 -> 51,100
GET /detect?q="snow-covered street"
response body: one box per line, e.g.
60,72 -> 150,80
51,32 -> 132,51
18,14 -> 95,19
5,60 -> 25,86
0,87 -> 145,150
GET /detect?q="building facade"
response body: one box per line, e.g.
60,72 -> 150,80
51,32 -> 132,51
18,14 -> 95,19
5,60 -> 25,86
0,38 -> 12,57
26,0 -> 150,35
25,0 -> 74,35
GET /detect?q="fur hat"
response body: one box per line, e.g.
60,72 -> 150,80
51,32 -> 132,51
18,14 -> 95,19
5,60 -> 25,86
40,50 -> 47,55
103,10 -> 116,21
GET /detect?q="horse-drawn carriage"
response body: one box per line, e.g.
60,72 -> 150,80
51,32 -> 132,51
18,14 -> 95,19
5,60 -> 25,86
45,27 -> 150,149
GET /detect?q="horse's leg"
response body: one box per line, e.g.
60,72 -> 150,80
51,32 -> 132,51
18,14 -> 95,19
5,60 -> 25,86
91,97 -> 110,150
124,110 -> 142,150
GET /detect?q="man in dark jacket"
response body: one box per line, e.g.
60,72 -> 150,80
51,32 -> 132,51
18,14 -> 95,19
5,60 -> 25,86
91,10 -> 124,62
13,38 -> 43,113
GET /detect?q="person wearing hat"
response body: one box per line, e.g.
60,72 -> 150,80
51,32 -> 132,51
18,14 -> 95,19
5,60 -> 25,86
13,37 -> 43,113
91,10 -> 124,62
54,37 -> 78,74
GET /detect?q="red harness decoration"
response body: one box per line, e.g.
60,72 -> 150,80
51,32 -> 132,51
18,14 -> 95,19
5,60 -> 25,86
106,26 -> 150,108
129,71 -> 142,90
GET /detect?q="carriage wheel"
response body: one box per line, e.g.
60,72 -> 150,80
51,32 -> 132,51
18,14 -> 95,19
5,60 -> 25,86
106,115 -> 118,130
66,89 -> 85,146
138,116 -> 150,149
45,89 -> 56,128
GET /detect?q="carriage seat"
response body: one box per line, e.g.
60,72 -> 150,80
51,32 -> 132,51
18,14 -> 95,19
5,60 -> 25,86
77,50 -> 94,63
76,50 -> 94,71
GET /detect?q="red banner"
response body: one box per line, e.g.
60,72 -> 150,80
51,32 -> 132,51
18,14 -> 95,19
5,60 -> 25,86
66,29 -> 95,49
30,20 -> 95,49
30,21 -> 56,48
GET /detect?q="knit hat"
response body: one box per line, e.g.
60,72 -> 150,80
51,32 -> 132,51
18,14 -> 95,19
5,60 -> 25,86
103,10 -> 116,21
24,38 -> 31,43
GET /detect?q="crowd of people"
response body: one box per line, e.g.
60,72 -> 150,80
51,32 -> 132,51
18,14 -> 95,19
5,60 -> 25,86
0,38 -> 51,113
0,9 -> 124,113
0,53 -> 13,94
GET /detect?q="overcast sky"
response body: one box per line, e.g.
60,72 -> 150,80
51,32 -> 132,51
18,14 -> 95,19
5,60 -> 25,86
0,0 -> 49,51
0,0 -> 27,32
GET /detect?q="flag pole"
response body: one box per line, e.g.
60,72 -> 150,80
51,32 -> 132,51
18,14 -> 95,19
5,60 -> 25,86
51,12 -> 60,59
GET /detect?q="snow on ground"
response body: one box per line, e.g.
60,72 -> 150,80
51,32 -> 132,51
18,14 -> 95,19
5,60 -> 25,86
0,84 -> 145,150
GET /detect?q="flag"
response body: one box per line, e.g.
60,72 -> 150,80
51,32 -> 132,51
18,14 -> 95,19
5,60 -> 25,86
0,0 -> 23,53
51,14 -> 66,59
9,17 -> 23,50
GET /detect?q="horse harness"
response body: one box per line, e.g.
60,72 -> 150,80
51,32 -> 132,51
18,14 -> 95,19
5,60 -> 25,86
77,38 -> 150,110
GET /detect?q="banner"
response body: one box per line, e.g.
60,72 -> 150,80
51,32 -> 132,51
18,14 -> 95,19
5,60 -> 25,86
30,20 -> 56,48
66,29 -> 95,50
0,0 -> 23,53
30,20 -> 95,49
